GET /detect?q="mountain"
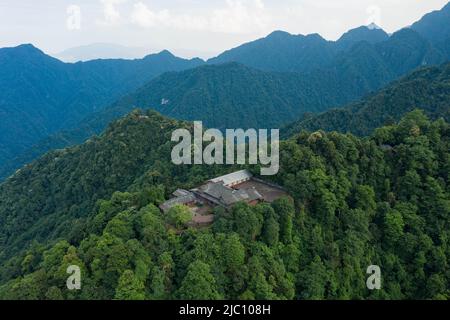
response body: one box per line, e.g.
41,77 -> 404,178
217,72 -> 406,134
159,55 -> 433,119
54,43 -> 152,62
0,109 -> 448,300
1,4 -> 449,181
1,25 -> 447,181
91,62 -> 360,130
376,28 -> 445,77
207,3 -> 449,75
283,63 -> 450,138
208,31 -> 336,72
0,110 -> 231,282
0,45 -> 204,171
0,57 -> 405,182
411,2 -> 450,57
208,25 -> 390,72
336,24 -> 389,51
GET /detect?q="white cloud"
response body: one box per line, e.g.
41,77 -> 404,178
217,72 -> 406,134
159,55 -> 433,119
98,0 -> 127,26
131,0 -> 271,34
366,5 -> 382,26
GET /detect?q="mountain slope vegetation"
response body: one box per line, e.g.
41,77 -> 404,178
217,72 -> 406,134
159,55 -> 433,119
283,63 -> 450,138
1,3 -> 449,180
0,110 -> 448,300
0,58 -> 394,181
0,45 -> 203,169
411,2 -> 450,57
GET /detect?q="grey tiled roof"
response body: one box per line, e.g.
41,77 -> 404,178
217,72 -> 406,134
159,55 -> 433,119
160,194 -> 196,212
199,182 -> 262,206
209,169 -> 253,186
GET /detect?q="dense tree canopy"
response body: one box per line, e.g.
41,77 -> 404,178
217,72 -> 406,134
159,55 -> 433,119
0,109 -> 448,300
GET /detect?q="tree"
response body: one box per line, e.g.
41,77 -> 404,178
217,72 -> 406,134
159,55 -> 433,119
298,256 -> 328,300
272,197 -> 294,244
178,261 -> 222,300
262,214 -> 280,247
222,234 -> 245,271
232,203 -> 263,241
384,209 -> 405,246
150,267 -> 167,300
104,211 -> 134,240
115,270 -> 146,300
167,205 -> 193,229
45,286 -> 64,300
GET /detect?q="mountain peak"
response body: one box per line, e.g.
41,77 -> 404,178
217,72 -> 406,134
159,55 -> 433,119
0,43 -> 48,60
367,22 -> 382,30
158,49 -> 175,57
305,33 -> 326,41
9,43 -> 43,54
266,30 -> 292,39
337,25 -> 389,49
142,49 -> 176,60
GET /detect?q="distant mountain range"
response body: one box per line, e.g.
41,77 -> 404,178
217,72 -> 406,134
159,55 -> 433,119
0,3 -> 449,301
207,24 -> 392,72
283,62 -> 450,138
411,2 -> 450,57
0,2 -> 449,181
54,43 -> 152,62
0,46 -> 202,171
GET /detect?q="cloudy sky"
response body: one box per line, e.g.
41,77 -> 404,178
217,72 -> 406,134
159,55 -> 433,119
0,0 -> 448,59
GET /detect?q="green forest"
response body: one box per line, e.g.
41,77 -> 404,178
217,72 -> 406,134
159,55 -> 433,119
283,63 -> 450,138
0,109 -> 448,300
0,2 -> 449,302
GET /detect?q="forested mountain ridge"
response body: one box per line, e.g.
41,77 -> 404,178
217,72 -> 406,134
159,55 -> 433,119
1,3 -> 449,181
0,58 -> 395,181
0,45 -> 203,170
0,109 -> 448,300
283,63 -> 450,138
336,24 -> 389,51
411,2 -> 450,57
0,110 -> 233,282
207,2 -> 450,74
208,24 -> 391,72
4,25 -> 448,181
208,31 -> 337,73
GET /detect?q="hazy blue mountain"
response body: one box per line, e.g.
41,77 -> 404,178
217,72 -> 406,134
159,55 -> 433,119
411,2 -> 450,57
208,31 -> 336,72
54,43 -> 152,62
2,25 -> 448,181
0,45 -> 203,169
207,10 -> 447,76
375,28 -> 446,77
1,4 -> 449,181
283,63 -> 450,138
336,24 -> 389,51
208,24 -> 391,72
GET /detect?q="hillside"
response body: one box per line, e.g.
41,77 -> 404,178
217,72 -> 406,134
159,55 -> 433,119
411,2 -> 450,57
0,110 -> 448,300
1,3 -> 449,181
0,45 -> 203,169
283,63 -> 450,138
208,31 -> 336,73
0,56 -> 405,182
2,26 -> 447,181
336,24 -> 389,51
0,110 -> 232,281
208,19 -> 446,76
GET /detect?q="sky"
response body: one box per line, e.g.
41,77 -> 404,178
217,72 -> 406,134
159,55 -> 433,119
0,0 -> 448,59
